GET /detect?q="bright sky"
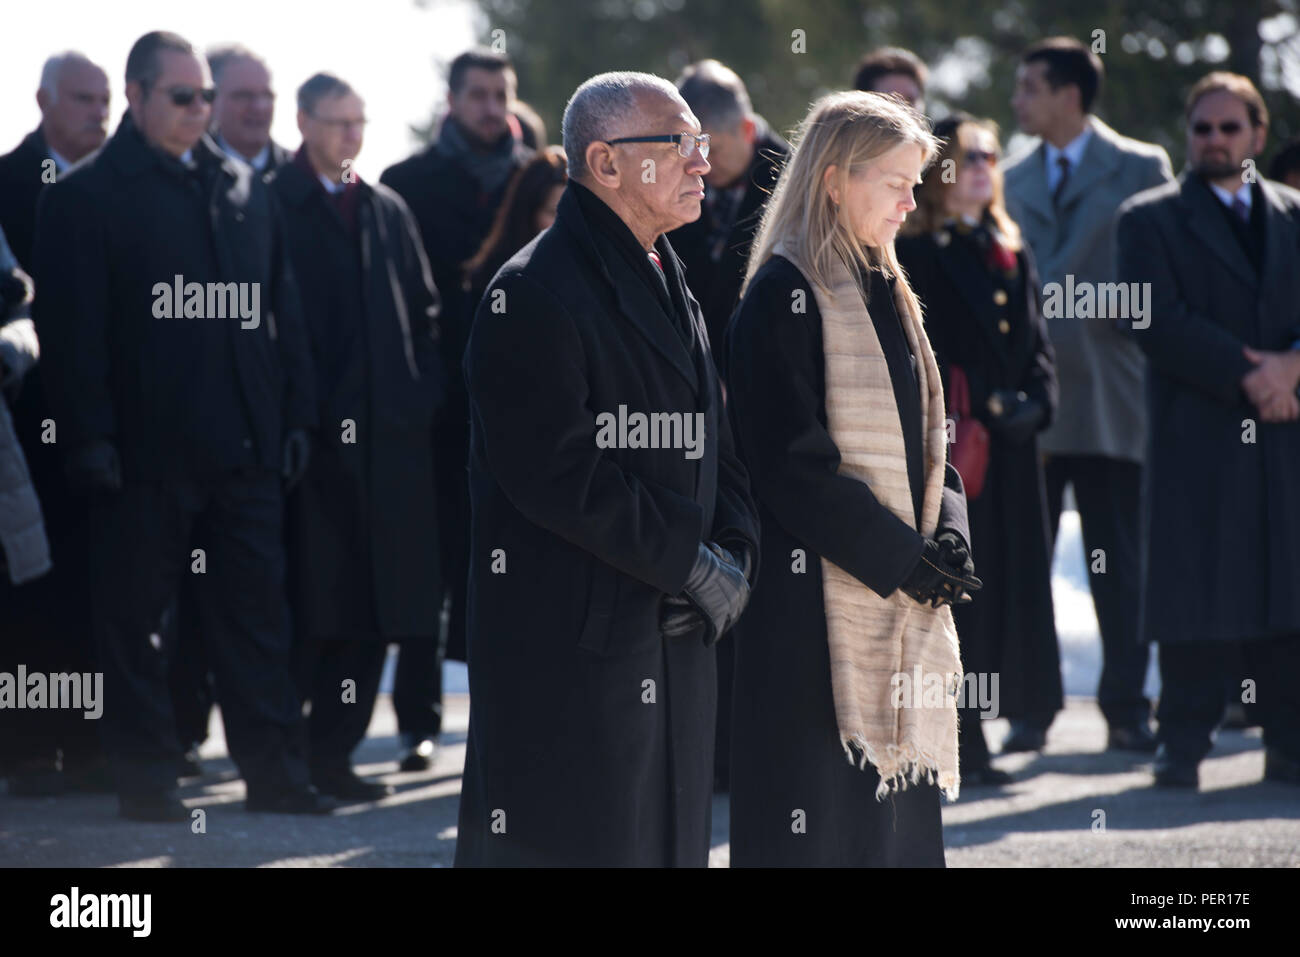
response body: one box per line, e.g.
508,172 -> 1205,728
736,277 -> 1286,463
1,0 -> 479,180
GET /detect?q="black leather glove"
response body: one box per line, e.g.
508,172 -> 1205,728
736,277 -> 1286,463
899,538 -> 982,608
282,428 -> 311,490
660,594 -> 706,639
679,541 -> 750,646
986,389 -> 1046,444
66,438 -> 122,494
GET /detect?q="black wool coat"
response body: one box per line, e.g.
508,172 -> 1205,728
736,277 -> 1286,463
0,126 -> 51,271
668,125 -> 788,361
271,160 -> 444,641
382,136 -> 535,662
455,182 -> 759,867
31,114 -> 317,481
723,254 -> 967,867
896,228 -> 1063,720
1118,173 -> 1300,644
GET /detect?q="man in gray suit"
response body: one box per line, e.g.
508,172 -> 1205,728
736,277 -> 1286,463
1116,73 -> 1300,789
1004,37 -> 1173,755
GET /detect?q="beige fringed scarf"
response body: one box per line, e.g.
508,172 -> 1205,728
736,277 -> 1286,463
772,238 -> 963,802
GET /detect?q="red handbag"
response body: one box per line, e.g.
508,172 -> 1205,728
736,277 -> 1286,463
947,365 -> 990,499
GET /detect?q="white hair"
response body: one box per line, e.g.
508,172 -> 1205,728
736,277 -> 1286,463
39,51 -> 99,103
561,71 -> 683,181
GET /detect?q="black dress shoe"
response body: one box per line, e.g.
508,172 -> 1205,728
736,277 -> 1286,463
1000,721 -> 1047,754
1107,723 -> 1159,753
1264,747 -> 1300,784
963,764 -> 1014,787
245,786 -> 337,815
120,791 -> 189,822
399,737 -> 438,772
1152,745 -> 1198,789
311,768 -> 394,802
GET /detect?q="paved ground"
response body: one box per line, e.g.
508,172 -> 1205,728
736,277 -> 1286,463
2,692 -> 1297,867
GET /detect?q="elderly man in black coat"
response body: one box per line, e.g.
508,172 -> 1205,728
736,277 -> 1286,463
455,71 -> 760,867
1117,72 -> 1300,789
271,72 -> 443,801
0,51 -> 112,794
32,32 -> 322,820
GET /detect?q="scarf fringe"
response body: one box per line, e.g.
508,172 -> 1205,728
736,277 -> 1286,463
842,733 -> 961,803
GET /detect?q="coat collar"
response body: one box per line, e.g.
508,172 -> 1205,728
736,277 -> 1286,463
1178,171 -> 1257,287
556,182 -> 700,394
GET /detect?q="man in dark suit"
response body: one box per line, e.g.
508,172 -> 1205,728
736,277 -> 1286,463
669,59 -> 788,370
0,51 -> 111,795
32,31 -> 324,820
380,48 -> 535,771
207,45 -> 292,175
1003,37 -> 1174,755
272,72 -> 443,801
666,60 -> 785,793
455,72 -> 759,866
1117,72 -> 1300,790
165,43 -> 294,778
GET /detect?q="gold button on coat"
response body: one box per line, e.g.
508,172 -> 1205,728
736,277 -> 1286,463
993,289 -> 1008,306
998,319 -> 1011,333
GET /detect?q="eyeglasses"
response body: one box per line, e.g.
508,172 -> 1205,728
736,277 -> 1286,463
604,131 -> 710,161
1191,120 -> 1245,137
963,150 -> 997,166
311,116 -> 368,131
229,90 -> 276,106
163,85 -> 217,107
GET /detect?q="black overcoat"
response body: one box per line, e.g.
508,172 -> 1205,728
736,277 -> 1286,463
896,228 -> 1063,720
1117,173 -> 1300,644
723,254 -> 968,867
271,160 -> 444,640
381,135 -> 535,663
31,114 -> 317,480
454,182 -> 759,867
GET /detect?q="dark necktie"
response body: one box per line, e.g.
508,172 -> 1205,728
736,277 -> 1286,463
1052,155 -> 1071,207
1231,195 -> 1250,224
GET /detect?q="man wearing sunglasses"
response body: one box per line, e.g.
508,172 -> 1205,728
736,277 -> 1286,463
455,71 -> 758,866
1116,71 -> 1300,791
31,31 -> 322,821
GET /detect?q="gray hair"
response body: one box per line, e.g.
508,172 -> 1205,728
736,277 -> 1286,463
297,72 -> 356,116
676,59 -> 752,132
40,51 -> 100,103
207,44 -> 268,88
561,71 -> 683,182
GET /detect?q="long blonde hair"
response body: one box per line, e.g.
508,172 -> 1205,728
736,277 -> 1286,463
743,91 -> 940,320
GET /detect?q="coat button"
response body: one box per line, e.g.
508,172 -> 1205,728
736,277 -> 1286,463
993,289 -> 1008,306
935,231 -> 951,247
998,319 -> 1011,334
243,438 -> 253,449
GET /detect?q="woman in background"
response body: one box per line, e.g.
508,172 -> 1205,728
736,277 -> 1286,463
896,114 -> 1061,786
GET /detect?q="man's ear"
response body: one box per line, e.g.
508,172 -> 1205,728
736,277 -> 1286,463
125,80 -> 146,117
585,140 -> 621,190
1253,124 -> 1269,158
296,109 -> 310,140
36,88 -> 50,114
741,116 -> 757,145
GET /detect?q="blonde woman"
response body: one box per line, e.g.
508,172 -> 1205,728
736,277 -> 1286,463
896,114 -> 1062,788
724,91 -> 979,867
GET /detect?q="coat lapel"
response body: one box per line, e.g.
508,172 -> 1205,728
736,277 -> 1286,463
558,187 -> 700,395
1180,172 -> 1256,289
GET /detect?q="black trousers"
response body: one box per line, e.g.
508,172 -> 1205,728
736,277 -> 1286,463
294,637 -> 387,775
1045,454 -> 1150,729
1156,636 -> 1300,764
89,470 -> 308,798
166,559 -> 214,751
